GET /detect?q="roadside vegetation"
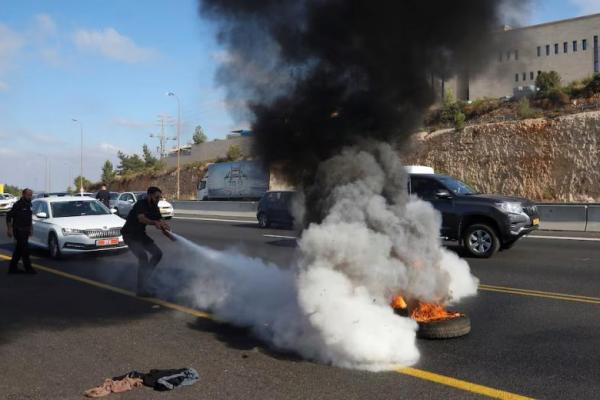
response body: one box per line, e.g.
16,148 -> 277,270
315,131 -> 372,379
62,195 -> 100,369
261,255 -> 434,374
425,71 -> 600,130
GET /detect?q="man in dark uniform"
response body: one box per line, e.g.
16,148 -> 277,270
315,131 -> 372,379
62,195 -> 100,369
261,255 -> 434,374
95,184 -> 110,208
6,188 -> 36,274
121,186 -> 173,297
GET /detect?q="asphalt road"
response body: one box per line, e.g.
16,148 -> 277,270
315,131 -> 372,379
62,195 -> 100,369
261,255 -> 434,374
0,214 -> 598,399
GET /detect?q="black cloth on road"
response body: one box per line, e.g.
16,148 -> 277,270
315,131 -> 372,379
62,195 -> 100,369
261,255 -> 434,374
123,234 -> 162,292
114,368 -> 200,391
120,199 -> 161,238
95,189 -> 111,208
6,198 -> 32,230
9,228 -> 33,272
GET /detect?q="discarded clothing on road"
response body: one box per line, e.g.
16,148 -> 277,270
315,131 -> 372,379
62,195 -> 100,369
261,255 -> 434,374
84,377 -> 143,398
115,368 -> 200,391
85,368 -> 198,397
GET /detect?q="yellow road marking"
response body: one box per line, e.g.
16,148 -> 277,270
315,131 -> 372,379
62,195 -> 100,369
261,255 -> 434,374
479,284 -> 600,304
397,367 -> 533,399
1,252 -> 534,399
0,254 -> 213,319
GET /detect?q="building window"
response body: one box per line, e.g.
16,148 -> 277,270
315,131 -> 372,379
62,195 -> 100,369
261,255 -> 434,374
537,70 -> 541,76
573,40 -> 577,52
537,46 -> 541,57
583,39 -> 587,50
522,72 -> 526,81
554,43 -> 559,54
515,73 -> 519,82
546,45 -> 550,55
564,42 -> 568,53
506,50 -> 511,60
515,50 -> 519,60
530,71 -> 534,80
594,35 -> 598,73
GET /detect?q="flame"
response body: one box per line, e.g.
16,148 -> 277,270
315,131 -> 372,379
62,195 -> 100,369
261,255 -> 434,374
391,296 -> 461,323
391,295 -> 407,309
410,302 -> 461,323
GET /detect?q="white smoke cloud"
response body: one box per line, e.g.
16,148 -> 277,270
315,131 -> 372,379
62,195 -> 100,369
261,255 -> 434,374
154,141 -> 478,371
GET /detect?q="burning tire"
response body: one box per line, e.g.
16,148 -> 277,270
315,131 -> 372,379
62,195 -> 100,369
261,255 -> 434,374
417,314 -> 471,339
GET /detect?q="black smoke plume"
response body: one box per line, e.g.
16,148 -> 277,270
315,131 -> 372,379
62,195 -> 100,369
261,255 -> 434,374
200,0 -> 521,221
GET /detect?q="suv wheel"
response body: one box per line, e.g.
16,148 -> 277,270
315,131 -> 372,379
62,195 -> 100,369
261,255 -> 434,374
258,213 -> 270,229
463,224 -> 500,258
48,233 -> 62,259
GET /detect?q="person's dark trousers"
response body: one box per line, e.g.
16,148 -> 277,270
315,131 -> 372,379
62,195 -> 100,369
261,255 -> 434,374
9,228 -> 34,273
123,234 -> 162,294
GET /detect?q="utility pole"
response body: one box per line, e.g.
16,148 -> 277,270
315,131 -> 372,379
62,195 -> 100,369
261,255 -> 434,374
150,114 -> 176,159
72,119 -> 84,194
167,92 -> 181,200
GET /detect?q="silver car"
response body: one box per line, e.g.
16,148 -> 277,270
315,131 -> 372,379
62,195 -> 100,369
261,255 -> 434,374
114,191 -> 174,219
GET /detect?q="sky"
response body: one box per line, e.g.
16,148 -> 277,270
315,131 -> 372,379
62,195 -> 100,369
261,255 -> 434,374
1,0 -> 599,192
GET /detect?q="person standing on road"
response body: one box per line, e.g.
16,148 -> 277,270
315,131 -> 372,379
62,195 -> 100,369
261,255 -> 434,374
121,186 -> 173,297
6,188 -> 36,274
96,184 -> 111,208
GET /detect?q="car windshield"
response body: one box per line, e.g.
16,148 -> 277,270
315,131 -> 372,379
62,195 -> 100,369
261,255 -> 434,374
436,176 -> 477,195
134,192 -> 146,200
51,200 -> 110,218
109,192 -> 119,200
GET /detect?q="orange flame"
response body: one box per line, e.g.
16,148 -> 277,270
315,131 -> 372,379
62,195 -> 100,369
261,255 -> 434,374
391,296 -> 461,323
409,302 -> 461,323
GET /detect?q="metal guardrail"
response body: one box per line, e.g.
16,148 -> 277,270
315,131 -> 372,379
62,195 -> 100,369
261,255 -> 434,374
172,201 -> 600,232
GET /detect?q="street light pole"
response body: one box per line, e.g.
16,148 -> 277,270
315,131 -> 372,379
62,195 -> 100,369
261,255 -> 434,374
72,119 -> 84,194
167,92 -> 181,200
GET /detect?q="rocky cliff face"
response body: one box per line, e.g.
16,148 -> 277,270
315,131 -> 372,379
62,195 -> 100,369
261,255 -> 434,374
404,111 -> 600,202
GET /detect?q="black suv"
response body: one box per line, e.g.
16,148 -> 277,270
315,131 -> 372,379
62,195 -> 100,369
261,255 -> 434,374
409,174 -> 540,258
257,191 -> 295,228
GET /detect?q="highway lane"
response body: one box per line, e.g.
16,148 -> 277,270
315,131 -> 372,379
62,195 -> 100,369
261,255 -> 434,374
0,215 -> 598,399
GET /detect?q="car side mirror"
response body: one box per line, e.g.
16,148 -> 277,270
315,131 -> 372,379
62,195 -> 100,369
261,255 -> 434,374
435,189 -> 453,200
36,212 -> 48,219
128,199 -> 134,203
110,208 -> 118,214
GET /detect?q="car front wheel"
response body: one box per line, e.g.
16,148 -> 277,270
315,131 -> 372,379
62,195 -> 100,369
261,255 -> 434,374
463,224 -> 500,258
48,232 -> 62,259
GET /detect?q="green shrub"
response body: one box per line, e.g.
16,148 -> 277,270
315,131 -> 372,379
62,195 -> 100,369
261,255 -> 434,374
535,71 -> 562,96
583,73 -> 600,95
454,111 -> 466,131
516,97 -> 537,119
463,98 -> 501,119
547,88 -> 570,106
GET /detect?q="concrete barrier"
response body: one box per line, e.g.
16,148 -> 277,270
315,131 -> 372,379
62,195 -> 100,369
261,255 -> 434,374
172,200 -> 600,232
586,205 -> 600,232
172,200 -> 257,219
536,204 -> 588,232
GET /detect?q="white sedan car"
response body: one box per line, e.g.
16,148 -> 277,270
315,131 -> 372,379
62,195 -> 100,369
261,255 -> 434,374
114,191 -> 174,219
30,196 -> 127,258
0,193 -> 17,214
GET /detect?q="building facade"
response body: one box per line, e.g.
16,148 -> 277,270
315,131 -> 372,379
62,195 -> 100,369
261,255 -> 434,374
468,13 -> 600,100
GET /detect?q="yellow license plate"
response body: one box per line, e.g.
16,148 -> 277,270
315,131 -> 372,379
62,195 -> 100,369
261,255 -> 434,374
532,218 -> 540,226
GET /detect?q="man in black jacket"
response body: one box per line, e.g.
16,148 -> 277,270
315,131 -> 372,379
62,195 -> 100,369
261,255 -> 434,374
6,188 -> 36,274
96,184 -> 110,208
121,186 -> 173,297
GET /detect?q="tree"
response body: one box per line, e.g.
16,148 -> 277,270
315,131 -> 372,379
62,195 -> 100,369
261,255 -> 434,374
226,144 -> 243,161
193,125 -> 207,145
117,151 -> 145,174
73,176 -> 92,192
101,160 -> 116,185
535,71 -> 561,96
142,144 -> 158,168
3,184 -> 21,196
